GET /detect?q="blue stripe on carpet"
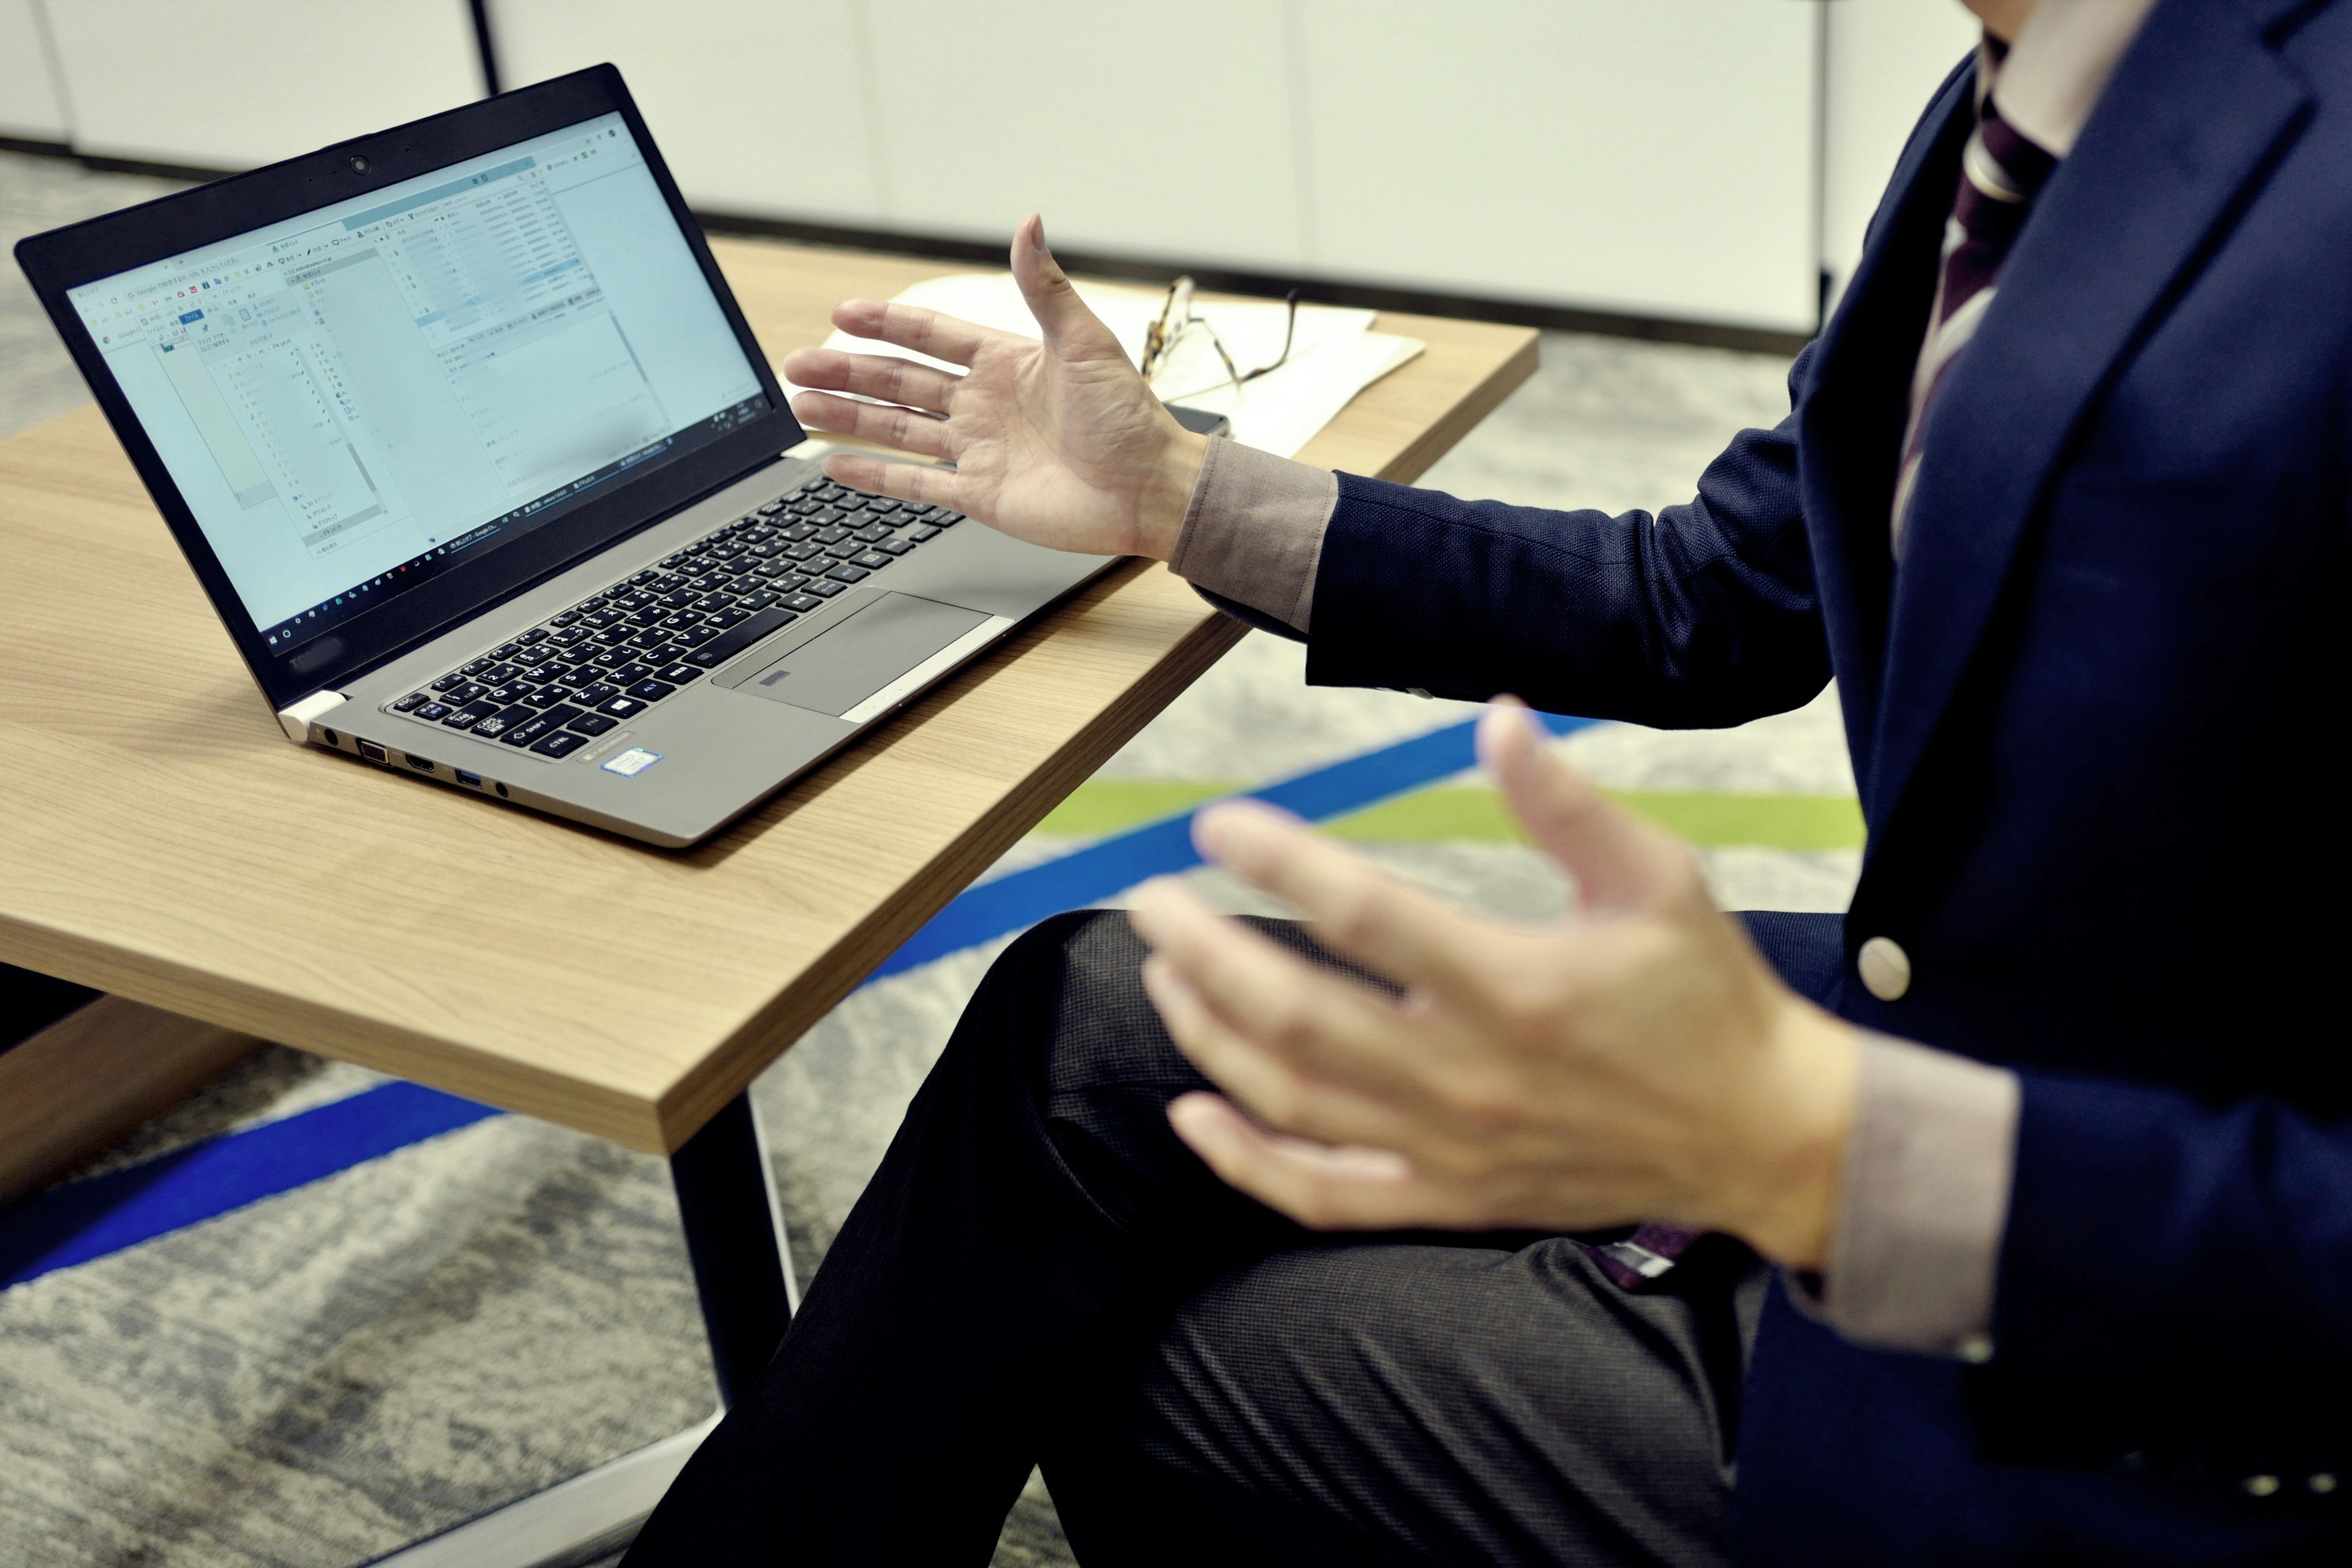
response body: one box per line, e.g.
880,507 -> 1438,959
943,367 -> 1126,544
0,1082 -> 500,1289
0,708 -> 1594,1286
869,709 -> 1594,980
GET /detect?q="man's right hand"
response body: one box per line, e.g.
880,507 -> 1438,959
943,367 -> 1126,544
780,214 -> 1208,560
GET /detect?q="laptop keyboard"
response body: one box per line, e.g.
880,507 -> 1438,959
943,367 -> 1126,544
383,478 -> 964,759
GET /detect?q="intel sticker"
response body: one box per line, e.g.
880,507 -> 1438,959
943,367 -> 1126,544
601,747 -> 663,778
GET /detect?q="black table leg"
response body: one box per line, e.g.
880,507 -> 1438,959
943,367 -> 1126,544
0,959 -> 96,1056
669,1090 -> 796,1409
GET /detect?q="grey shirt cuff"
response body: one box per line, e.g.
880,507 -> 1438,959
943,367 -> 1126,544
1167,437 -> 1339,634
1814,1034 -> 2021,1361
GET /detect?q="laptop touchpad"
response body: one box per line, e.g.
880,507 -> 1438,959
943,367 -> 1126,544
736,594 -> 989,717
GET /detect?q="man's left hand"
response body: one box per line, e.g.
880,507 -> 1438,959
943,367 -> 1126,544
1127,701 -> 1862,1270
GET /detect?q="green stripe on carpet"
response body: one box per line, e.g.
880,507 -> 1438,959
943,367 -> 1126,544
1036,780 -> 1864,851
1035,780 -> 1238,836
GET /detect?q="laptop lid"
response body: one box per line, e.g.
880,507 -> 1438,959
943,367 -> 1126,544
13,65 -> 802,713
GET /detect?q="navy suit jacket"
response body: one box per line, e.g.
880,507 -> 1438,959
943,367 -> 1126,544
1302,0 -> 2352,1560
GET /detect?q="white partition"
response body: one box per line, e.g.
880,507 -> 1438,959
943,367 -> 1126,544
1294,0 -> 1820,333
41,0 -> 484,169
859,0 -> 1306,273
1821,0 -> 1980,312
491,0 -> 1306,271
28,0 -> 1929,334
0,0 -> 69,142
490,0 -> 886,228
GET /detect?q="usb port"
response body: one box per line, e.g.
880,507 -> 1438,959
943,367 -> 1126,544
405,754 -> 435,774
358,740 -> 388,764
454,771 -> 483,788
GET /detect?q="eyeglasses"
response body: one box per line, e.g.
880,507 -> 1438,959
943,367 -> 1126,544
1137,276 -> 1302,404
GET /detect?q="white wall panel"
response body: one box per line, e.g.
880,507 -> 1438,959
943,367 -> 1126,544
43,0 -> 483,168
1294,0 -> 1819,333
861,0 -> 1306,272
1821,0 -> 1978,311
0,0 -> 69,141
489,0 -> 884,227
21,0 -> 1951,334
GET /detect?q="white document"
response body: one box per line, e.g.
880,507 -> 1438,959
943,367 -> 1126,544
791,273 -> 1423,460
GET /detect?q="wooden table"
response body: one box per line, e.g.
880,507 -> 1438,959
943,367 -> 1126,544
0,233 -> 1534,1566
0,236 -> 1536,1157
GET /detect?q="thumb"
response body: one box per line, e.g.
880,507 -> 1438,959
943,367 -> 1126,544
1011,213 -> 1116,356
1478,698 -> 1697,915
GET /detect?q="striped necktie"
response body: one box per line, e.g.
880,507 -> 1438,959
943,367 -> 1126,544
1890,51 -> 2059,554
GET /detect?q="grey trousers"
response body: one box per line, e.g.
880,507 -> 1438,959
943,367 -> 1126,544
1037,913 -> 1770,1567
626,910 -> 1768,1566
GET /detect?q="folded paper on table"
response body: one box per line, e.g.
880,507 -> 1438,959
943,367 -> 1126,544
789,273 -> 1424,461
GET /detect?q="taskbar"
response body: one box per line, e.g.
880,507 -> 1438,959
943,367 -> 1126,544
260,394 -> 768,654
260,518 -> 509,652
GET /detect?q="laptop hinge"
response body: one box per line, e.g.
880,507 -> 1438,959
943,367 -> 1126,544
276,689 -> 349,744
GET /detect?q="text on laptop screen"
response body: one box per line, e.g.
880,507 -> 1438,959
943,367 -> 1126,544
66,113 -> 765,651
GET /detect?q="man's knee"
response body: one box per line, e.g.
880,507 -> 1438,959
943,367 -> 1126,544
1041,908 -> 1200,1097
959,907 -> 1194,1093
997,910 -> 1328,1246
967,910 -> 1391,1250
1028,910 -> 1378,1099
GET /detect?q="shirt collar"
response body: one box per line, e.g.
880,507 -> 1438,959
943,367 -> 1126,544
1979,0 -> 2162,157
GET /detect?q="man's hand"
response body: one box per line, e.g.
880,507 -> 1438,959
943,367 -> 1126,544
780,214 -> 1207,560
1126,701 -> 1863,1270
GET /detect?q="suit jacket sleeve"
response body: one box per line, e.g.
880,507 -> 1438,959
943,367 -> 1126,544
1301,347 -> 1832,729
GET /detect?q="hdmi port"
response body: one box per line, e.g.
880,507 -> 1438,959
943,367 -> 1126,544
405,754 -> 435,774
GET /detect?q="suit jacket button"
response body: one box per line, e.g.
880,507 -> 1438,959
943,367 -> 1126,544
2242,1474 -> 2282,1498
1858,936 -> 1912,1001
2310,1472 -> 2339,1495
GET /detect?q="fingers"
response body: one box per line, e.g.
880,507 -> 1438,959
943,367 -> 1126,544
1188,801 -> 1498,998
827,298 -> 998,367
1011,213 -> 1123,359
1477,699 -> 1700,915
789,390 -> 956,461
1129,883 -> 1428,1104
1166,1093 -> 1443,1231
815,451 -> 960,510
782,347 -> 963,414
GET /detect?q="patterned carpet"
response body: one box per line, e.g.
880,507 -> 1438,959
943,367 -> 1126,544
0,146 -> 1837,1566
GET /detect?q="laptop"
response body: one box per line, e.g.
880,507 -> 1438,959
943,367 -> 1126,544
13,66 -> 1113,847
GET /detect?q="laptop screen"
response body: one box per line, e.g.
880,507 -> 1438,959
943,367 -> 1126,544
64,111 -> 766,655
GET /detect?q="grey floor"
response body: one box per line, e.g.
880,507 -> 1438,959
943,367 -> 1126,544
0,148 -> 1841,1566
